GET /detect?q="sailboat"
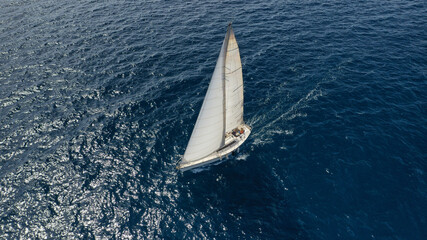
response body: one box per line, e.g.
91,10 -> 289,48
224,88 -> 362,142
177,24 -> 252,172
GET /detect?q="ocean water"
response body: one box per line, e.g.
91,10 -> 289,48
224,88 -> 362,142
0,0 -> 426,239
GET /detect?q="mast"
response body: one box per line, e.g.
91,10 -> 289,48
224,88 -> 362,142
222,23 -> 232,146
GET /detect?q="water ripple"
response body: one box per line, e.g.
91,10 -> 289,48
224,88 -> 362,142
1,0 -> 426,239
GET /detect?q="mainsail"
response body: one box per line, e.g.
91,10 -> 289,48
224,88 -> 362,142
182,25 -> 244,163
225,28 -> 244,132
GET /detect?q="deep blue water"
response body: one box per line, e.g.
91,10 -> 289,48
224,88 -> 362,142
1,0 -> 426,239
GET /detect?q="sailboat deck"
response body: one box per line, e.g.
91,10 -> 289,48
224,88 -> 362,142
177,124 -> 251,172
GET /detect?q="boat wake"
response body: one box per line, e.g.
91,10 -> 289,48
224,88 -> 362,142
248,87 -> 323,147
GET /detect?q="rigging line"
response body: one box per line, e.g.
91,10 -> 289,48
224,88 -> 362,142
225,66 -> 242,74
233,84 -> 243,92
227,47 -> 239,52
234,100 -> 243,107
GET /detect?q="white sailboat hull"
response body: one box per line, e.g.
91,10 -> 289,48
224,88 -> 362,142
178,124 -> 251,172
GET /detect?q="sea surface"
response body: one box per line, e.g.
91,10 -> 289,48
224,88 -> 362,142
1,0 -> 426,239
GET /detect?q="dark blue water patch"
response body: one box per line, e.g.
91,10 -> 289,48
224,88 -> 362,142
1,0 -> 426,239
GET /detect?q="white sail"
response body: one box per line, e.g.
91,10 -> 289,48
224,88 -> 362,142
182,34 -> 228,163
179,24 -> 251,172
225,28 -> 244,132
